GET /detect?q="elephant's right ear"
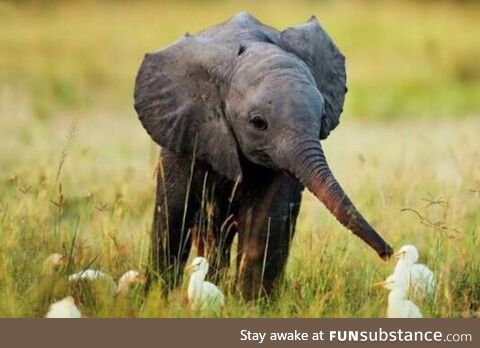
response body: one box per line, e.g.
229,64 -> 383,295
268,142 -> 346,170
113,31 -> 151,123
134,37 -> 242,182
280,16 -> 347,140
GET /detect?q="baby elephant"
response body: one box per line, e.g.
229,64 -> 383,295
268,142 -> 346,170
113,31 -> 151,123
134,12 -> 393,299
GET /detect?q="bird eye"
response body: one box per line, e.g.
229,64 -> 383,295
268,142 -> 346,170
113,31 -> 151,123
249,114 -> 268,131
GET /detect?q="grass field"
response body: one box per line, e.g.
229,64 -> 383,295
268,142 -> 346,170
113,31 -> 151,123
0,0 -> 479,317
1,113 -> 478,317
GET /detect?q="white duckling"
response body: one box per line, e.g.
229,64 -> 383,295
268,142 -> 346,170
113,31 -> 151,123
187,257 -> 224,311
116,270 -> 146,295
393,245 -> 435,298
68,269 -> 117,297
45,296 -> 81,318
68,269 -> 115,284
374,274 -> 422,318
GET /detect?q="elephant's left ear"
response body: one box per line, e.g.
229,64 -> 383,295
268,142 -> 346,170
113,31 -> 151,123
134,37 -> 243,182
280,16 -> 347,140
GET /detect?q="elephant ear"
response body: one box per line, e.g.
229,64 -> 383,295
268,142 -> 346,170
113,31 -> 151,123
134,36 -> 242,181
280,16 -> 347,140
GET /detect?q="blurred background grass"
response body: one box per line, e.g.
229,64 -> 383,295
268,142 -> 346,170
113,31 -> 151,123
1,0 -> 479,121
0,0 -> 479,317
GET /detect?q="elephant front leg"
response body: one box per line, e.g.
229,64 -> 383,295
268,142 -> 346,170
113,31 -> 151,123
194,204 -> 237,283
151,202 -> 195,292
236,176 -> 302,300
149,151 -> 199,292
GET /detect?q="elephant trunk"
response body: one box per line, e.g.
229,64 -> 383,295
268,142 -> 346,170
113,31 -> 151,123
291,140 -> 393,259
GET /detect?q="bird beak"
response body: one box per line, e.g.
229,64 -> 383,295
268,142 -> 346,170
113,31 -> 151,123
393,251 -> 403,259
185,264 -> 194,272
138,274 -> 147,283
372,280 -> 386,287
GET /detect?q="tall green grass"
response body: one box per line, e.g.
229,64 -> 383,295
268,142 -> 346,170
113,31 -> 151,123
0,110 -> 478,317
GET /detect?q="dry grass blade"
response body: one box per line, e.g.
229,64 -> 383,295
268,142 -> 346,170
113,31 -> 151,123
54,115 -> 80,186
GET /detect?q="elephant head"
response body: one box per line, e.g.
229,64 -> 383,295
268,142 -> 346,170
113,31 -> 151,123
134,12 -> 393,259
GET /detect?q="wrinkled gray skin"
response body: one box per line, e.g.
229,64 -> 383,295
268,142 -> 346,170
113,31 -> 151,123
134,12 -> 393,299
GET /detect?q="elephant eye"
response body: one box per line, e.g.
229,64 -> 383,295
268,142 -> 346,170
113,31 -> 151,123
249,114 -> 268,131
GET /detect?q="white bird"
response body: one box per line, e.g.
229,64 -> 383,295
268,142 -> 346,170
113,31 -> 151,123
116,270 -> 147,295
68,269 -> 115,283
45,296 -> 81,318
393,245 -> 435,298
68,269 -> 117,296
187,257 -> 224,311
69,269 -> 146,297
374,274 -> 422,318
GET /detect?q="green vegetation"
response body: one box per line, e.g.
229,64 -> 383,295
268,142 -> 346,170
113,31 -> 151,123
1,0 -> 479,120
0,0 -> 479,317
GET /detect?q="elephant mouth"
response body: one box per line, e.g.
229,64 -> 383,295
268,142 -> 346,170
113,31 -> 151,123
249,149 -> 275,168
281,169 -> 297,180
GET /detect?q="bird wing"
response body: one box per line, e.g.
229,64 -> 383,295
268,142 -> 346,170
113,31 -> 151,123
71,304 -> 82,318
202,281 -> 225,306
411,264 -> 435,295
407,302 -> 423,318
45,303 -> 62,318
68,269 -> 116,289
